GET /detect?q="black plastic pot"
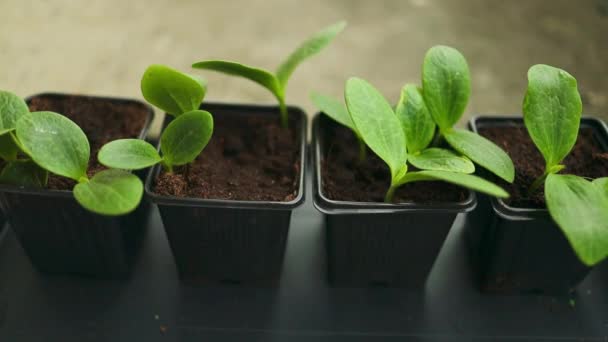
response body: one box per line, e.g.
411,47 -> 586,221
465,116 -> 608,294
145,103 -> 306,284
0,93 -> 154,278
313,114 -> 476,287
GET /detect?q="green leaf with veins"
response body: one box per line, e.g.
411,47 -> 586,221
161,110 -> 214,167
345,77 -> 407,181
0,91 -> 29,135
444,128 -> 514,182
16,111 -> 89,181
0,134 -> 20,161
74,169 -> 143,216
396,170 -> 509,198
422,46 -> 471,131
275,21 -> 347,88
523,64 -> 582,169
408,148 -> 474,173
141,64 -> 207,116
98,139 -> 162,170
0,160 -> 48,187
310,92 -> 357,133
395,84 -> 435,153
545,174 -> 608,266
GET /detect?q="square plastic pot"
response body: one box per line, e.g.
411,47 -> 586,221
313,114 -> 476,287
465,116 -> 607,294
0,93 -> 154,278
145,103 -> 306,284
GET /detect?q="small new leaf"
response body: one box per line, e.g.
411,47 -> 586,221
0,160 -> 48,188
161,110 -> 214,167
523,64 -> 582,169
98,139 -> 162,170
141,64 -> 207,116
545,174 -> 608,266
408,148 -> 475,174
444,128 -> 515,182
74,169 -> 144,216
422,45 -> 471,131
345,77 -> 407,181
395,84 -> 435,153
16,111 -> 90,181
276,21 -> 347,88
396,170 -> 509,198
0,91 -> 29,135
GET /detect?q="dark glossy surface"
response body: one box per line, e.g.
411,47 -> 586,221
1,169 -> 607,341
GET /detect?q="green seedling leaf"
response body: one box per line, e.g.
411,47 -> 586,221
408,148 -> 474,174
0,160 -> 48,187
396,170 -> 509,198
310,92 -> 356,133
161,110 -> 214,167
444,128 -> 515,182
98,139 -> 162,170
545,174 -> 608,266
0,91 -> 29,135
0,133 -> 20,161
192,60 -> 281,99
141,64 -> 207,116
276,21 -> 347,88
74,169 -> 143,216
395,84 -> 435,153
523,64 -> 582,169
593,177 -> 608,194
345,77 -> 407,181
16,111 -> 89,181
422,45 -> 471,131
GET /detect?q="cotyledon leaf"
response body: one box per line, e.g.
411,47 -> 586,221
0,133 -> 20,161
310,92 -> 357,134
0,91 -> 29,135
545,174 -> 608,266
396,170 -> 509,198
395,84 -> 436,153
74,169 -> 144,216
98,139 -> 162,170
408,148 -> 475,174
0,159 -> 48,187
161,110 -> 214,167
444,128 -> 515,182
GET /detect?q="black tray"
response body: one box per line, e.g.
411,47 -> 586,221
1,170 -> 607,341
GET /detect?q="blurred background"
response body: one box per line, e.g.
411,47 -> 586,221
1,0 -> 607,135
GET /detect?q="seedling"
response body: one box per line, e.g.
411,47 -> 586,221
329,77 -> 509,203
0,90 -> 143,216
421,45 -> 515,183
523,64 -> 608,266
192,21 -> 346,128
98,65 -> 213,182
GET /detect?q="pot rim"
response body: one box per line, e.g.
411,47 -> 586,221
144,102 -> 306,210
312,113 -> 477,215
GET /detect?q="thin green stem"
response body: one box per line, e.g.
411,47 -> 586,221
278,96 -> 289,129
161,160 -> 173,173
528,171 -> 548,197
431,131 -> 444,147
357,138 -> 367,164
384,184 -> 398,203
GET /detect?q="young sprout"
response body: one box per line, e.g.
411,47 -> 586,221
422,45 -> 515,183
0,90 -> 143,216
343,77 -> 509,203
98,65 -> 213,180
192,21 -> 346,128
523,64 -> 608,266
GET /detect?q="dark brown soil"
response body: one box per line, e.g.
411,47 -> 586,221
321,121 -> 467,203
478,123 -> 608,208
27,94 -> 150,190
154,114 -> 300,202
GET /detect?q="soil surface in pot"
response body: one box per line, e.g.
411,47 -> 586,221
154,114 -> 300,202
321,122 -> 467,203
479,124 -> 608,208
27,95 -> 149,190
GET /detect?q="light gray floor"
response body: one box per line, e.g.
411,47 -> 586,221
1,0 -> 607,135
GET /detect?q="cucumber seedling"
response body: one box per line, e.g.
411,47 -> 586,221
192,21 -> 346,128
0,90 -> 143,216
97,65 -> 213,183
522,64 -> 608,266
330,77 -> 509,203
